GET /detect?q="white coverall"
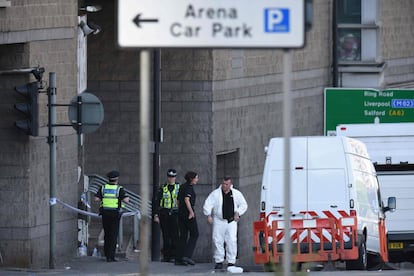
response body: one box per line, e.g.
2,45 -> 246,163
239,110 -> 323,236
203,185 -> 248,264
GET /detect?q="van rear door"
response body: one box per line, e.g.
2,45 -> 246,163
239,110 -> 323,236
266,137 -> 308,216
306,137 -> 349,214
288,137 -> 308,214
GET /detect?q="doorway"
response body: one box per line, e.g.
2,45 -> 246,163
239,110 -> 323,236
216,149 -> 240,188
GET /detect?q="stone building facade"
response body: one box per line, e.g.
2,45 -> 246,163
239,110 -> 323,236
0,0 -> 413,268
0,0 -> 79,268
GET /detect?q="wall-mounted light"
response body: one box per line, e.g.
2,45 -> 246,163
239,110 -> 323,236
79,21 -> 101,36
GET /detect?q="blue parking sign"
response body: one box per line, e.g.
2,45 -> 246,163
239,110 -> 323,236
264,8 -> 290,33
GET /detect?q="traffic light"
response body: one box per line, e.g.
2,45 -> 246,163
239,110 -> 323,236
14,81 -> 39,136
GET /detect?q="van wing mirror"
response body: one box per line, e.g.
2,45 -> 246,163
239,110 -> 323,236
384,196 -> 396,213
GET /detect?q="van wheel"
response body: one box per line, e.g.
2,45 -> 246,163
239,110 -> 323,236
367,253 -> 383,270
263,262 -> 275,272
263,262 -> 282,272
346,240 -> 367,270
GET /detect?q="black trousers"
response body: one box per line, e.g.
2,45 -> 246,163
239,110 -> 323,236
159,209 -> 179,260
177,216 -> 199,260
101,210 -> 120,260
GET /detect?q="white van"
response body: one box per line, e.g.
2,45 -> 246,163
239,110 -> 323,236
253,136 -> 396,270
336,122 -> 414,263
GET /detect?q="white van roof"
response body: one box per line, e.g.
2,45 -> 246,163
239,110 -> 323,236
336,123 -> 414,164
266,136 -> 370,171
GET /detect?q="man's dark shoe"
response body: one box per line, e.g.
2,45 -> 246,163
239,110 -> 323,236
175,259 -> 188,266
182,257 -> 195,265
214,262 -> 223,269
111,258 -> 118,262
161,257 -> 170,262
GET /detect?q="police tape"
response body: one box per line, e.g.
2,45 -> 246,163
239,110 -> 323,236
56,198 -> 141,219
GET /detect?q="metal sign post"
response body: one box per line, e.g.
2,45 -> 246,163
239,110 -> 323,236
282,49 -> 292,276
139,50 -> 151,276
48,72 -> 57,269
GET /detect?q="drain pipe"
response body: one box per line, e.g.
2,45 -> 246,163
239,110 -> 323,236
332,0 -> 339,87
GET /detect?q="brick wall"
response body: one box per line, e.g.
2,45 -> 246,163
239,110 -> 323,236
0,0 -> 78,268
381,0 -> 414,59
381,0 -> 414,87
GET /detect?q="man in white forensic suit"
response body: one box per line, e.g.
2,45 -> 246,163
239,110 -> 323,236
203,176 -> 248,272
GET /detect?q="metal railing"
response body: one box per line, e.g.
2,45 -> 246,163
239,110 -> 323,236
87,174 -> 152,251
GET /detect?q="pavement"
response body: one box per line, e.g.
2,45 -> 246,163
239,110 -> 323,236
0,251 -> 265,276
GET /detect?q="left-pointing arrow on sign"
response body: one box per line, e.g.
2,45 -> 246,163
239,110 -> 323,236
133,14 -> 159,28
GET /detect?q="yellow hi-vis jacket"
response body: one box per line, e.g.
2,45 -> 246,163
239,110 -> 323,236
101,184 -> 121,210
160,183 -> 179,209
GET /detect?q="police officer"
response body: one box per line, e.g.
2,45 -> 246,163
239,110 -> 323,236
175,171 -> 199,266
154,169 -> 180,262
94,170 -> 129,262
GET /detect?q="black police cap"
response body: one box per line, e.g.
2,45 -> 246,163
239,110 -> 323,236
167,169 -> 177,177
107,170 -> 120,180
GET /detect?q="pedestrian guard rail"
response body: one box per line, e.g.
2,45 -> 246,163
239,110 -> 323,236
54,174 -> 152,253
253,211 -> 359,264
87,173 -> 152,216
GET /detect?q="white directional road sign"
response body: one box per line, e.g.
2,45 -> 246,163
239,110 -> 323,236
118,0 -> 305,48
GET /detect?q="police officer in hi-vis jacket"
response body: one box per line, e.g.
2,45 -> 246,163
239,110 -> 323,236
154,169 -> 180,262
94,170 -> 129,262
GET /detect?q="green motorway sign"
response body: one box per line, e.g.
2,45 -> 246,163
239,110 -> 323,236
324,88 -> 414,135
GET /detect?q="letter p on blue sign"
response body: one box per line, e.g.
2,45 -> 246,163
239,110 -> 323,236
264,8 -> 290,33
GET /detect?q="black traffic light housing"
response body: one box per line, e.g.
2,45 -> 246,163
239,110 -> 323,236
14,81 -> 39,136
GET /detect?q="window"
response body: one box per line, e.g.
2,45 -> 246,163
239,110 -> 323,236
336,0 -> 379,63
337,0 -> 361,24
338,29 -> 361,61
